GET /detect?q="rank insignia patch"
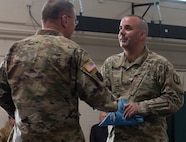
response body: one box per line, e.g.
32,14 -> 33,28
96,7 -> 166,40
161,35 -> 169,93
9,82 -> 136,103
84,61 -> 96,72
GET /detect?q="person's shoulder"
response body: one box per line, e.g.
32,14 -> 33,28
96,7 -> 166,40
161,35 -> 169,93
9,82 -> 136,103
148,51 -> 174,68
93,123 -> 99,126
16,33 -> 80,49
149,51 -> 167,60
104,52 -> 123,64
91,123 -> 100,130
58,36 -> 80,47
107,52 -> 122,60
91,123 -> 99,128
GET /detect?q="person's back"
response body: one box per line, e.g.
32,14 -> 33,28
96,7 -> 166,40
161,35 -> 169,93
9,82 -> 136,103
7,33 -> 89,141
0,0 -> 118,141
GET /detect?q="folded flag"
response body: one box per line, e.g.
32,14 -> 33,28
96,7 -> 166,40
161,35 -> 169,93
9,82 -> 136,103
99,99 -> 144,126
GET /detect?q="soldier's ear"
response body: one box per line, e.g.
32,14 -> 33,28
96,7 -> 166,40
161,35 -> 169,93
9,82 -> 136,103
139,30 -> 147,40
60,15 -> 69,28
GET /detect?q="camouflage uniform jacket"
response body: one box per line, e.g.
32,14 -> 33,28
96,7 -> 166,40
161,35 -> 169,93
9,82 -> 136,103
0,30 -> 117,142
100,47 -> 184,142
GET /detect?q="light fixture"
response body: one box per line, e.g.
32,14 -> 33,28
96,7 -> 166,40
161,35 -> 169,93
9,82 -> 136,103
161,0 -> 186,2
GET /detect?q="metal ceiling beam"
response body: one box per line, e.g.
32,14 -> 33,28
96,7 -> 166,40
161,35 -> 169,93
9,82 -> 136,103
75,16 -> 186,40
131,2 -> 159,18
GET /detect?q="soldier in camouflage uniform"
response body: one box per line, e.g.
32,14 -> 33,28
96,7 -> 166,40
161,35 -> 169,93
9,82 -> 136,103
100,15 -> 184,142
0,0 -> 118,142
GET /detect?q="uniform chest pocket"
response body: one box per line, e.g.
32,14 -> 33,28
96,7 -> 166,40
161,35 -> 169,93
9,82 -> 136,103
131,70 -> 160,101
122,72 -> 141,86
112,69 -> 122,86
111,69 -> 123,97
137,71 -> 159,92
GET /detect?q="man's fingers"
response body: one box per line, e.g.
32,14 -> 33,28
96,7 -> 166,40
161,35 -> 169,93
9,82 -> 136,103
124,103 -> 137,119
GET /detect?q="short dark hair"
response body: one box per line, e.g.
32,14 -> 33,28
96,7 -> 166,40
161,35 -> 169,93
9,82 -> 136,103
41,0 -> 74,22
125,15 -> 149,35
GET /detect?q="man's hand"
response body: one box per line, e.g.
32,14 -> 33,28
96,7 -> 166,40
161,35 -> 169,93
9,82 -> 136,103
124,102 -> 138,119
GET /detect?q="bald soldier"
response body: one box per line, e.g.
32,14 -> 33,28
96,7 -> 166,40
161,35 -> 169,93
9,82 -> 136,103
100,15 -> 184,142
0,0 -> 117,142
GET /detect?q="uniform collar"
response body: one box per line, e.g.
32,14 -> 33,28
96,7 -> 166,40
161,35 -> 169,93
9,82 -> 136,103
35,29 -> 64,36
119,46 -> 150,68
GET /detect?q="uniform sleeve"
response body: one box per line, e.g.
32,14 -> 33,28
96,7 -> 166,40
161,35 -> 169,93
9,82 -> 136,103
100,58 -> 112,91
137,61 -> 184,116
71,48 -> 117,112
0,59 -> 16,117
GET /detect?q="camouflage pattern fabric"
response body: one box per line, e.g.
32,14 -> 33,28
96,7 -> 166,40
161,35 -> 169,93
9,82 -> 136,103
100,47 -> 184,142
0,30 -> 117,142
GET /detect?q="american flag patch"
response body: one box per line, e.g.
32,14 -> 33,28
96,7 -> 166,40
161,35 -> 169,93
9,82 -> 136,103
83,61 -> 96,72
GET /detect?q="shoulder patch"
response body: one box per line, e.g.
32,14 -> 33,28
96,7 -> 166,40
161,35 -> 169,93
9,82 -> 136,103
96,71 -> 103,81
83,61 -> 96,72
173,73 -> 181,84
